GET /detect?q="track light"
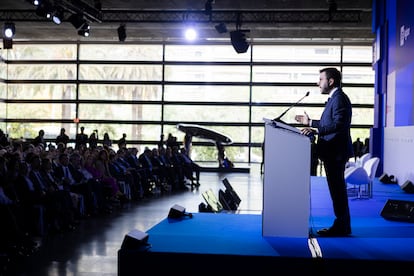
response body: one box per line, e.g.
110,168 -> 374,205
52,7 -> 64,25
184,27 -> 197,41
77,23 -> 90,37
230,30 -> 249,53
68,13 -> 91,37
3,22 -> 15,39
117,24 -> 127,42
35,1 -> 53,19
230,13 -> 250,54
25,0 -> 39,6
215,22 -> 227,34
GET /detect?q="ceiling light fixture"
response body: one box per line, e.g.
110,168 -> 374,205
117,24 -> 127,42
69,12 -> 91,37
3,22 -> 16,39
230,30 -> 249,53
35,1 -> 54,20
184,27 -> 197,41
25,0 -> 39,6
215,22 -> 227,34
230,13 -> 250,54
77,23 -> 90,37
52,7 -> 65,25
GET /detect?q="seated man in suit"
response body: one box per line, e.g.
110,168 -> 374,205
178,147 -> 201,187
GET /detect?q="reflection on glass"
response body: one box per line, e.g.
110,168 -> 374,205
7,84 -> 77,100
252,66 -> 322,83
253,45 -> 341,62
165,45 -> 250,62
343,46 -> 373,63
6,44 -> 77,60
78,104 -> 162,121
164,105 -> 249,122
79,64 -> 162,81
165,65 -> 250,82
164,85 -> 249,102
7,103 -> 75,120
7,64 -> 77,80
79,84 -> 162,101
79,44 -> 163,61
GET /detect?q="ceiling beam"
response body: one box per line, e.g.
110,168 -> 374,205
0,9 -> 370,25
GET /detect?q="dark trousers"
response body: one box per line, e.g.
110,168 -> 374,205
323,157 -> 351,230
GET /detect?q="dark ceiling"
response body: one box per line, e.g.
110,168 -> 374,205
0,0 -> 374,43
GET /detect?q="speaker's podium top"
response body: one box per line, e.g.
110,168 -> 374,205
263,117 -> 301,134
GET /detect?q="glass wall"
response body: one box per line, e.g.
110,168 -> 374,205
0,42 -> 374,164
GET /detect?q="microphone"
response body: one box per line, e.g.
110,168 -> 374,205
273,91 -> 310,122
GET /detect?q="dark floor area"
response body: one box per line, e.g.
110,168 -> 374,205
1,163 -> 261,276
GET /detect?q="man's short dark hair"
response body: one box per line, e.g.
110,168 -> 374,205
320,67 -> 342,87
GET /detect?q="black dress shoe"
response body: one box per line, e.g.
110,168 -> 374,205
317,227 -> 351,237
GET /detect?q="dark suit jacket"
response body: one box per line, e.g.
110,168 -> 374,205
311,88 -> 353,161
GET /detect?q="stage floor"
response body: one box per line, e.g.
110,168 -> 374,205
119,177 -> 414,275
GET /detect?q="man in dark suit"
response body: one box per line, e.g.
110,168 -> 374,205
295,67 -> 353,237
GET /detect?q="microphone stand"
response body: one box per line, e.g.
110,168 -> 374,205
273,91 -> 310,122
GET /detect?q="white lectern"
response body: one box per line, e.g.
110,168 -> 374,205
262,118 -> 311,238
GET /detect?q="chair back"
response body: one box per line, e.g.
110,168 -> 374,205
363,157 -> 380,180
357,152 -> 372,167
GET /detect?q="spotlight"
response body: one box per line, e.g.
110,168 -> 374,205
3,22 -> 15,39
117,24 -> 127,42
215,22 -> 227,34
52,8 -> 64,25
230,30 -> 249,53
25,0 -> 39,6
184,27 -> 197,41
35,1 -> 53,19
77,23 -> 90,37
68,13 -> 91,37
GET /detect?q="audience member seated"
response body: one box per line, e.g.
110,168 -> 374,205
53,152 -> 90,218
168,146 -> 187,190
27,154 -> 77,232
157,146 -> 177,190
39,157 -> 79,222
93,149 -> 126,204
179,147 -> 201,187
138,147 -> 159,196
14,160 -> 49,236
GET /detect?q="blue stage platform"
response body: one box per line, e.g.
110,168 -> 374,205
118,177 -> 414,275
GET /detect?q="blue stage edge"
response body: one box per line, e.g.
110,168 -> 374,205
118,177 -> 414,275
